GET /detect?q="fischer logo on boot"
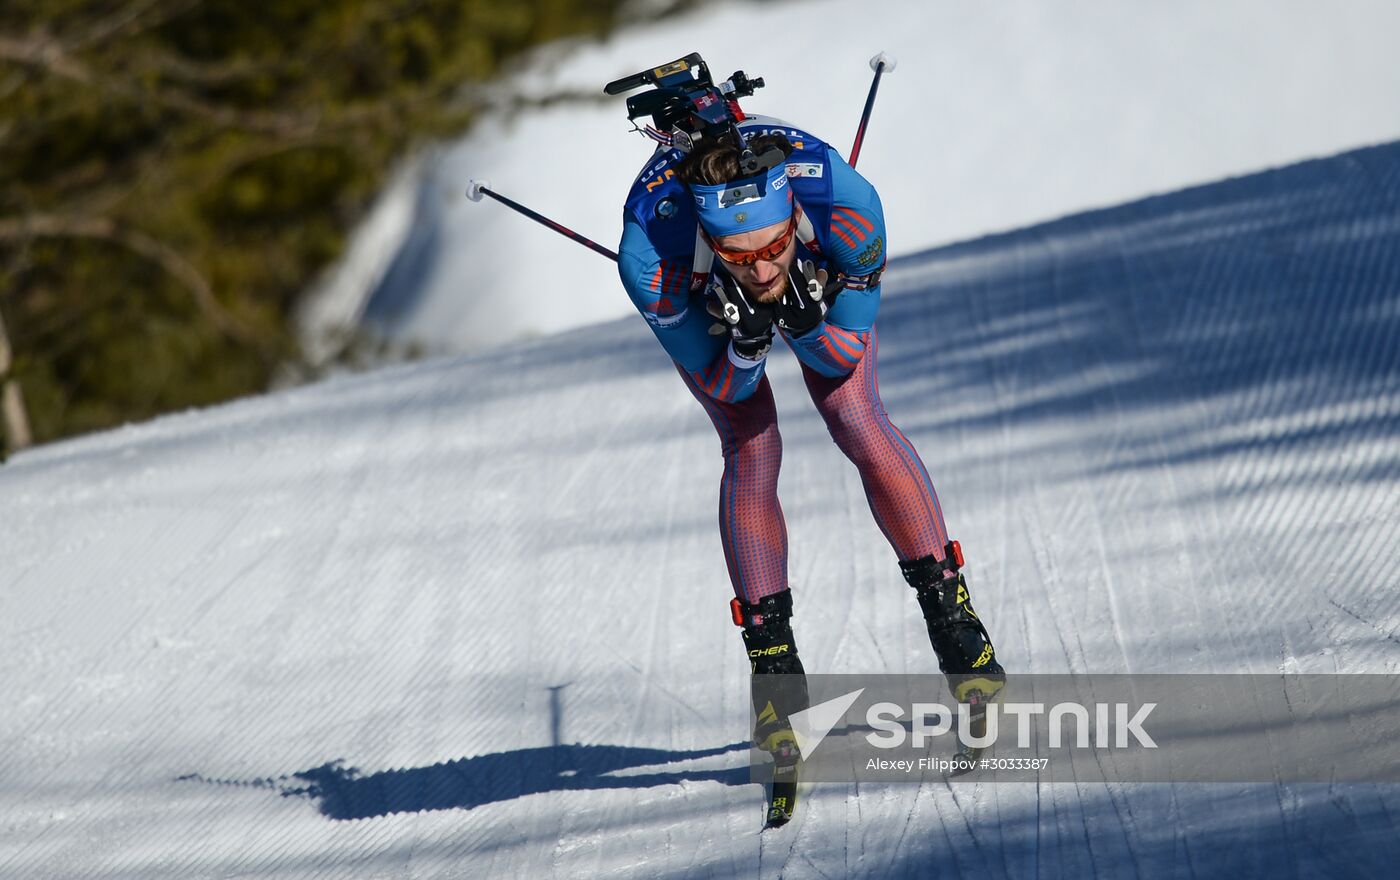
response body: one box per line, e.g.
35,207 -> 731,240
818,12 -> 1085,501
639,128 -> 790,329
749,644 -> 791,658
972,644 -> 995,668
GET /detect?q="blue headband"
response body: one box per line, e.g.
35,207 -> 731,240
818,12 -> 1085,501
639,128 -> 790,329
690,161 -> 793,237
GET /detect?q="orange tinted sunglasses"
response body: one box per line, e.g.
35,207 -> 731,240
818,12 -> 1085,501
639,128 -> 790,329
703,215 -> 798,266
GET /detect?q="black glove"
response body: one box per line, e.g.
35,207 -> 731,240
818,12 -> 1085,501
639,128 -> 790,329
707,271 -> 775,361
774,260 -> 842,337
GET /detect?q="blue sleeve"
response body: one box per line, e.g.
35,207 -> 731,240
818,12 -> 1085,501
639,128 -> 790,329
785,148 -> 885,377
618,215 -> 767,402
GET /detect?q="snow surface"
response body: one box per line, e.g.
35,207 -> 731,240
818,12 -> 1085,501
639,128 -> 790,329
3,134 -> 1399,877
306,0 -> 1400,355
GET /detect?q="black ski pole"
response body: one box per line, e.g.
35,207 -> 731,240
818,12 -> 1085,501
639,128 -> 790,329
848,51 -> 897,169
466,180 -> 619,262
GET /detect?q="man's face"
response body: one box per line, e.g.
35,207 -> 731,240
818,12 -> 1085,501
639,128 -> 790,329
710,212 -> 800,304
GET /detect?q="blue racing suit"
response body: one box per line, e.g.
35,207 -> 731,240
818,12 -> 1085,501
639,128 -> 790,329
617,116 -> 888,402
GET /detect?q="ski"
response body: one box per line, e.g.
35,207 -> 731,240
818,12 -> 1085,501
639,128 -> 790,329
947,688 -> 993,777
764,742 -> 801,829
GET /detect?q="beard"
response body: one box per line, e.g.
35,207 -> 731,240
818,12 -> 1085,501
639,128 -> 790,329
750,272 -> 789,305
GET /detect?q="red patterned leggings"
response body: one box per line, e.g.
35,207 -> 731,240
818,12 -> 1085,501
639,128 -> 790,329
679,328 -> 951,603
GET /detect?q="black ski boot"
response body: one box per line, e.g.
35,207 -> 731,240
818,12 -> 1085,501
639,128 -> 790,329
901,540 -> 1005,704
902,541 -> 1004,772
732,589 -> 807,827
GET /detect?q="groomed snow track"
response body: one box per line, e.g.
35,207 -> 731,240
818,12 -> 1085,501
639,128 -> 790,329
2,142 -> 1398,878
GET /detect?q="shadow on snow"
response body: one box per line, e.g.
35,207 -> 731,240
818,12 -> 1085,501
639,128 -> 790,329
179,740 -> 751,822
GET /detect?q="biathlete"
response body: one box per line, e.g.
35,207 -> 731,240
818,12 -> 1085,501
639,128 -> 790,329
611,59 -> 1005,807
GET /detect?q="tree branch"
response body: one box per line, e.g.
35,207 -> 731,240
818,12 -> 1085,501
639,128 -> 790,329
63,0 -> 189,53
0,213 -> 266,351
0,305 -> 13,375
0,33 -> 325,138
